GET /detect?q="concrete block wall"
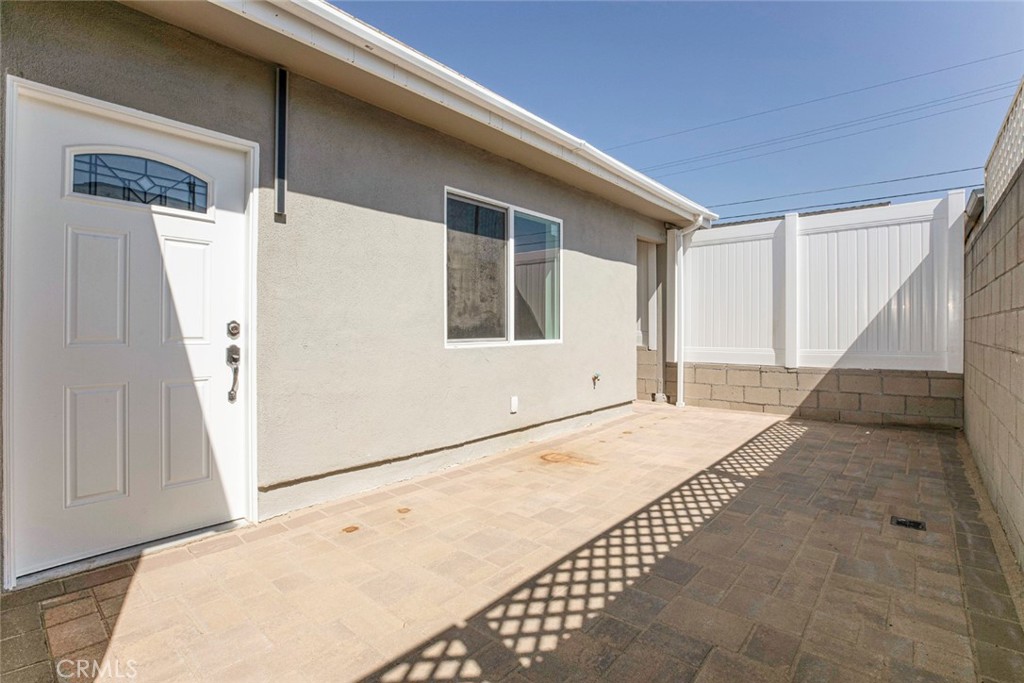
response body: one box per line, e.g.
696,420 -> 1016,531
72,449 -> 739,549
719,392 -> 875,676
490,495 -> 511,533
636,347 -> 662,400
964,159 -> 1024,567
666,361 -> 963,428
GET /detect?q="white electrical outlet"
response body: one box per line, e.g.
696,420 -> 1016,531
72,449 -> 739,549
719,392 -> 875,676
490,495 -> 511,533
510,395 -> 518,414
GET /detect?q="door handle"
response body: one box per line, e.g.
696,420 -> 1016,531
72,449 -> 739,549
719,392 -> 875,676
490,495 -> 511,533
226,344 -> 241,402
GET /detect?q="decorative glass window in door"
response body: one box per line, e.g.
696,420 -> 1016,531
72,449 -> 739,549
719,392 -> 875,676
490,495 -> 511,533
73,153 -> 208,213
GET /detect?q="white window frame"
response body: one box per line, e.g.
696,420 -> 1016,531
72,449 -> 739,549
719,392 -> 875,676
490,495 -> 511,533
444,187 -> 564,348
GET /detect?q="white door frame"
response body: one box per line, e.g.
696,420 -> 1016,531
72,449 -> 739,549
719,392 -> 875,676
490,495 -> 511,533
2,77 -> 261,589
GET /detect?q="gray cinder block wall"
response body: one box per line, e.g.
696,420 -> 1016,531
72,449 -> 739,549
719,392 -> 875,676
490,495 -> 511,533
666,361 -> 963,428
636,348 -> 662,400
964,160 -> 1024,567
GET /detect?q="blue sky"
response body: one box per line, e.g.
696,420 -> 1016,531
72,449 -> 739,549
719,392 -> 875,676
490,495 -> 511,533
337,1 -> 1024,220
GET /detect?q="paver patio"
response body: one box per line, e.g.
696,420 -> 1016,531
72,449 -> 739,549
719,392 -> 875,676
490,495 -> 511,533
1,403 -> 1022,682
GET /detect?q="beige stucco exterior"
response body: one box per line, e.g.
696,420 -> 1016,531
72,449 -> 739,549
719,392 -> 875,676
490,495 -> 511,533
0,0 -> 672,558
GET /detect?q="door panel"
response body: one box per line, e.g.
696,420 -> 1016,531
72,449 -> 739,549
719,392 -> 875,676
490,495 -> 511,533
64,383 -> 128,506
161,237 -> 212,344
8,86 -> 253,577
65,227 -> 129,346
161,379 -> 212,489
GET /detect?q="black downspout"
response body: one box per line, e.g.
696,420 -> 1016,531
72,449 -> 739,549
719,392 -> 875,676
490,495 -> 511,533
274,67 -> 288,223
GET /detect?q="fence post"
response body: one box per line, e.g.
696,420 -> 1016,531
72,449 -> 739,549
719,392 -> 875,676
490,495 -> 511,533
783,212 -> 801,368
945,190 -> 966,373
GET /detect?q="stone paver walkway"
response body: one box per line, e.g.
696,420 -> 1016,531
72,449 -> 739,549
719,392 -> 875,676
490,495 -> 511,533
1,403 -> 1022,682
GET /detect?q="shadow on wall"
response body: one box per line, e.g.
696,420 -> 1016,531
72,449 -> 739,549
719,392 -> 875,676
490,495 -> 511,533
355,421 -> 808,682
680,230 -> 964,428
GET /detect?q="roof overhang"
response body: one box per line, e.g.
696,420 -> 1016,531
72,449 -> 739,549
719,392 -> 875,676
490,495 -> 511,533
121,0 -> 716,226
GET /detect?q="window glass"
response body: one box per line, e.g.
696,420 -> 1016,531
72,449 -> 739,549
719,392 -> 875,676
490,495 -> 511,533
73,153 -> 208,213
514,212 -> 561,340
446,196 -> 507,340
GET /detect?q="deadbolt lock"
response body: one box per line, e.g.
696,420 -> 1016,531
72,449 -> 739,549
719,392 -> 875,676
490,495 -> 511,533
227,320 -> 241,339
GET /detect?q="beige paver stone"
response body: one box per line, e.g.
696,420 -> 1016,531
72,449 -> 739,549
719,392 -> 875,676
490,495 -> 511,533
97,595 -> 125,622
180,621 -> 273,678
43,597 -> 97,629
185,595 -> 250,634
0,629 -> 49,674
62,564 -> 132,594
914,640 -> 976,680
46,613 -> 107,658
889,612 -> 974,659
657,597 -> 753,650
7,404 -> 1021,683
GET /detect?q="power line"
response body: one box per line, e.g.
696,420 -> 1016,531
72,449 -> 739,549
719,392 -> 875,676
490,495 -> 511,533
606,48 -> 1024,151
654,95 -> 1011,178
709,167 -> 983,208
641,82 -> 1017,173
716,185 -> 982,222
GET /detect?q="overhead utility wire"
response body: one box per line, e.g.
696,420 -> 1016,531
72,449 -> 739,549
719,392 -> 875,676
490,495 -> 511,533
641,82 -> 1017,172
606,47 -> 1024,150
708,167 -> 983,208
653,96 -> 1011,178
717,185 -> 983,222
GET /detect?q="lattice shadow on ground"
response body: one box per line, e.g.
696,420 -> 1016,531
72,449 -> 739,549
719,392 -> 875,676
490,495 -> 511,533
358,421 -> 808,682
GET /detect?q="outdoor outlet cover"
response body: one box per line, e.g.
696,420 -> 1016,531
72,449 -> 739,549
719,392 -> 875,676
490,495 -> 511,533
510,396 -> 518,414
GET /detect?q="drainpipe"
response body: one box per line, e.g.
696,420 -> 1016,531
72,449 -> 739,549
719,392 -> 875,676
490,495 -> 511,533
677,216 -> 707,237
665,215 -> 710,406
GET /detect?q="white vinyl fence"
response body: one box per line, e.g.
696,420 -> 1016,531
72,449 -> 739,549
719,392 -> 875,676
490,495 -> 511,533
684,192 -> 966,372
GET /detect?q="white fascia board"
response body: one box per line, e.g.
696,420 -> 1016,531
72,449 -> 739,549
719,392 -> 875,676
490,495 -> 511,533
214,0 -> 716,224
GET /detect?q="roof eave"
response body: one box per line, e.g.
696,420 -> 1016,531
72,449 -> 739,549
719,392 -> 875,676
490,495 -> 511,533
122,0 -> 716,225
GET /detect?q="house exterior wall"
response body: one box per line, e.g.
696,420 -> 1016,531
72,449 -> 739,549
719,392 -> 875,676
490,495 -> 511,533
1,1 -> 658,524
964,158 -> 1024,568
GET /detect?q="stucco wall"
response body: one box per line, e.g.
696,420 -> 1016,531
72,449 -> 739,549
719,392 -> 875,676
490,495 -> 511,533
1,3 -> 658,519
964,160 -> 1024,569
261,74 -> 648,490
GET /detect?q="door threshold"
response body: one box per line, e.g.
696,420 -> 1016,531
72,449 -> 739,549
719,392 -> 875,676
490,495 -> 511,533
9,519 -> 250,591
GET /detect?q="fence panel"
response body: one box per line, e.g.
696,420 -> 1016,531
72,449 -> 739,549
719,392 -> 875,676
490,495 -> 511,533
684,221 -> 779,365
684,193 -> 964,372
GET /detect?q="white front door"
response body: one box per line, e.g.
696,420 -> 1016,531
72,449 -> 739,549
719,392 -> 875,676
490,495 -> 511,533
6,81 -> 255,578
